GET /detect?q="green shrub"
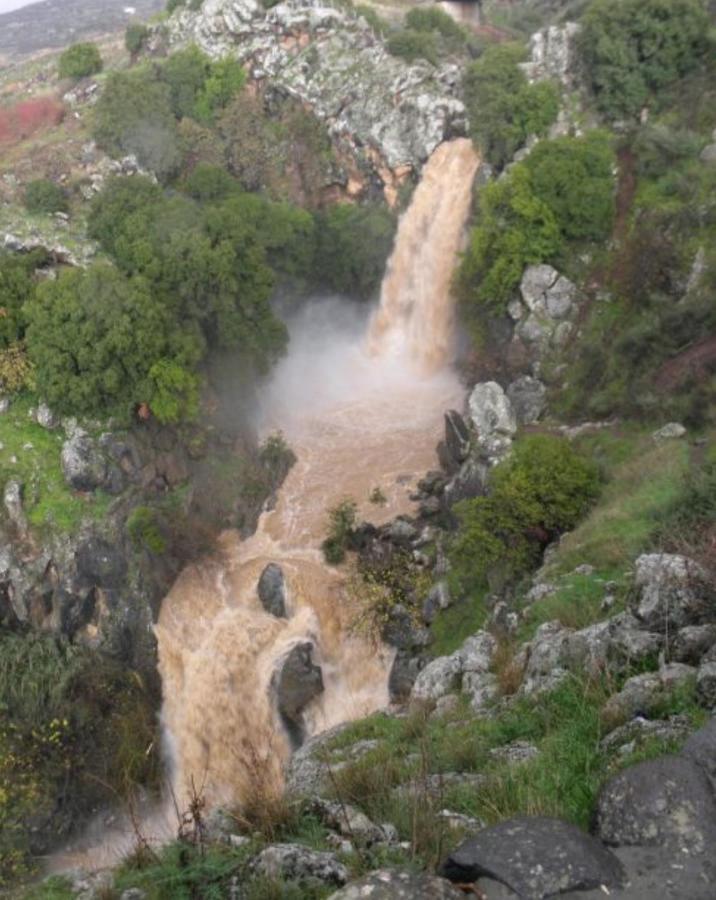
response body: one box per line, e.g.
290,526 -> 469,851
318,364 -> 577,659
522,132 -> 616,241
580,0 -> 710,120
24,179 -> 67,215
463,43 -> 559,169
458,164 -> 562,312
92,68 -> 180,179
355,4 -> 388,34
0,249 -> 46,348
405,6 -> 465,40
322,497 -> 358,564
125,22 -> 150,56
387,29 -> 438,64
127,505 -> 167,553
315,203 -> 396,300
451,435 -> 601,593
58,41 -> 102,80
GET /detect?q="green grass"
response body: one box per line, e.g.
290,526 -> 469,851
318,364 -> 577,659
544,430 -> 691,575
0,395 -> 112,534
429,586 -> 490,657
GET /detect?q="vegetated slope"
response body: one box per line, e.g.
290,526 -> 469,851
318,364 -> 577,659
0,0 -> 164,61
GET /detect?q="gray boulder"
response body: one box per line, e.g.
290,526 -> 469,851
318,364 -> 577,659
467,382 -> 517,462
258,563 -> 288,617
506,376 -> 547,425
489,741 -> 539,766
443,456 -> 489,507
672,624 -> 716,663
652,422 -> 686,441
441,816 -> 625,898
312,799 -> 387,846
516,265 -> 580,353
602,665 -> 696,722
251,843 -> 348,886
444,410 -> 471,465
328,869 -> 463,899
61,429 -> 109,492
596,756 -> 716,854
410,653 -> 463,703
632,553 -> 713,631
521,22 -> 582,88
273,642 -> 324,745
697,660 -> 716,708
388,649 -> 425,702
35,402 -> 59,430
3,479 -> 27,536
682,716 -> 716,782
600,715 -> 692,756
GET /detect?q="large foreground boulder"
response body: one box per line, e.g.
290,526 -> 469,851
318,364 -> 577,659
632,553 -> 713,632
596,756 -> 716,854
328,869 -> 463,898
467,382 -> 517,462
440,816 -> 625,899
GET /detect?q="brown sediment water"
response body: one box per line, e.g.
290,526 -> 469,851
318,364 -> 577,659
49,137 -> 479,868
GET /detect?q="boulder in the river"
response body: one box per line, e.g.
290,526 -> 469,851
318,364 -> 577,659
328,869 -> 464,899
258,563 -> 288,618
444,410 -> 471,465
251,843 -> 348,887
441,816 -> 625,897
274,641 -> 324,746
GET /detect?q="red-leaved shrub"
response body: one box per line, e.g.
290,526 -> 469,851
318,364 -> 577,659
0,97 -> 65,144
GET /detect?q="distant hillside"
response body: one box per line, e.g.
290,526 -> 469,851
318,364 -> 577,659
0,0 -> 164,61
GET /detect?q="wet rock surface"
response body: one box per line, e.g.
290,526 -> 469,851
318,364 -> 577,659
441,816 -> 625,899
274,641 -> 324,746
257,562 -> 288,617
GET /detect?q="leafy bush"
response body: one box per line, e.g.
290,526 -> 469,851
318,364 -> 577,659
92,69 -> 180,179
522,132 -> 616,241
315,203 -> 396,300
387,29 -> 438,65
127,505 -> 167,554
0,633 -> 158,885
24,178 -> 67,214
458,164 -> 561,312
125,22 -> 150,56
0,343 -> 34,394
0,98 -> 64,143
0,249 -> 46,348
355,4 -> 388,35
322,497 -> 358,564
463,43 -> 559,169
580,0 -> 711,120
450,435 -> 600,593
58,41 -> 102,80
404,6 -> 465,40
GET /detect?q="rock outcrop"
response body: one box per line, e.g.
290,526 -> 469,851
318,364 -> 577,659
329,869 -> 464,899
273,641 -> 324,745
251,843 -> 348,886
166,0 -> 466,198
257,562 -> 288,617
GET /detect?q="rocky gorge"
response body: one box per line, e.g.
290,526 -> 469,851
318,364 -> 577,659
0,0 -> 715,897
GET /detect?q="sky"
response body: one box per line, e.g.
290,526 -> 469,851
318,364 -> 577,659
0,0 -> 41,13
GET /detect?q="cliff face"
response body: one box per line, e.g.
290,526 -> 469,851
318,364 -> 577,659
166,0 -> 467,199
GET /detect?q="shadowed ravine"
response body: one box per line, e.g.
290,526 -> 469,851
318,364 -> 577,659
52,137 -> 479,868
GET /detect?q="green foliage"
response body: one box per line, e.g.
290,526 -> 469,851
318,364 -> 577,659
405,6 -> 465,40
57,41 -> 102,80
0,344 -> 34,394
23,179 -> 68,215
463,43 -> 559,169
322,497 -> 358,564
147,358 -> 200,424
25,263 -> 194,422
0,632 -> 158,885
387,29 -> 439,65
580,0 -> 711,120
355,4 -> 388,35
127,505 -> 167,554
458,164 -> 562,311
159,45 -> 212,119
193,56 -> 246,124
451,435 -> 600,593
0,249 -> 46,349
522,132 -> 616,241
92,69 -> 179,179
125,22 -> 150,56
316,203 -> 396,300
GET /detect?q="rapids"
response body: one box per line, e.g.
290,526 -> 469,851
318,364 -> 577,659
49,137 -> 479,868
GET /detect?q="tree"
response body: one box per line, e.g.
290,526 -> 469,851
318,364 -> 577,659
458,164 -> 562,312
125,22 -> 150,57
451,436 -> 600,592
92,69 -> 179,180
0,250 -> 45,348
25,264 -> 198,420
193,57 -> 246,124
58,42 -> 102,80
463,43 -> 559,169
24,178 -> 68,214
158,45 -> 211,120
580,0 -> 710,120
523,132 -> 616,241
315,203 -> 396,300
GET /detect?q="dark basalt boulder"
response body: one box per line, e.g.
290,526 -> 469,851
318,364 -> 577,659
444,409 -> 471,465
328,869 -> 464,898
441,816 -> 625,899
596,755 -> 716,854
258,562 -> 288,618
274,641 -> 324,747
